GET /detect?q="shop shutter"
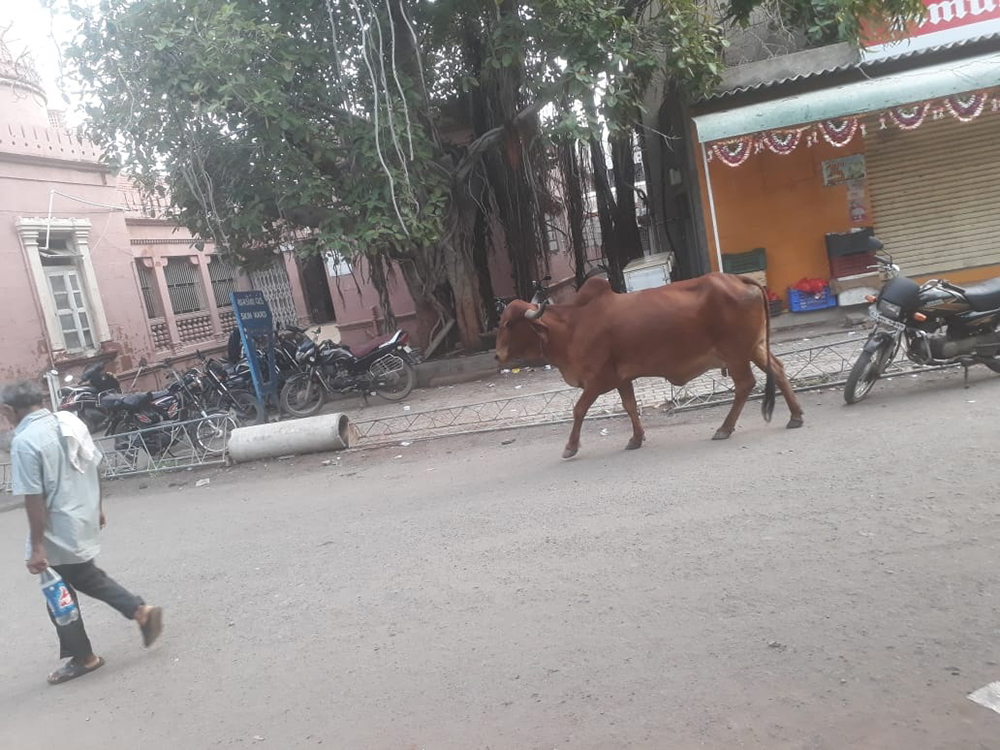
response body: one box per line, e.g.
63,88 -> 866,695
865,113 -> 1000,277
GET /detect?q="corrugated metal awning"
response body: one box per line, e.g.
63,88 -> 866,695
693,51 -> 1000,143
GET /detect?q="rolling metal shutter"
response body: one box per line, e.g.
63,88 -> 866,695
865,113 -> 1000,276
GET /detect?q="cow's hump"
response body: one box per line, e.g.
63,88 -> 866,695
573,276 -> 614,306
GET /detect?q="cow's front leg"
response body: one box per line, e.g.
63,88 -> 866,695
563,388 -> 600,459
618,381 -> 644,450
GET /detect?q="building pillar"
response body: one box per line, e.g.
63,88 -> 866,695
195,254 -> 222,336
283,249 -> 309,325
151,257 -> 180,346
72,223 -> 112,343
16,230 -> 62,349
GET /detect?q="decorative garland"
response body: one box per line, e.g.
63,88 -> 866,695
759,128 -> 804,155
708,88 -> 1000,167
817,118 -> 860,147
713,138 -> 754,167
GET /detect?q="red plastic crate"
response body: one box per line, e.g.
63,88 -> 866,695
829,251 -> 876,278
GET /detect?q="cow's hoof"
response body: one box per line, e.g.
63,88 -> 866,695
787,417 -> 804,429
625,436 -> 644,451
712,429 -> 732,441
562,446 -> 579,459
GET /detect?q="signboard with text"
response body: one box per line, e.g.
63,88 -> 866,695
231,291 -> 277,404
862,0 -> 1000,60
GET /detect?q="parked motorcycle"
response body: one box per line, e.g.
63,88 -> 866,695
102,368 -> 233,456
222,324 -> 307,395
845,236 -> 1000,404
280,330 -> 418,417
57,363 -> 121,433
196,351 -> 267,426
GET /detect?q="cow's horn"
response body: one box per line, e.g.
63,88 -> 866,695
524,300 -> 548,320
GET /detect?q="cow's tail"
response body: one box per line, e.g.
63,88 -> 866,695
743,277 -> 776,423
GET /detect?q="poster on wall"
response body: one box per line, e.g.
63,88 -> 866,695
847,180 -> 869,224
823,155 -> 866,186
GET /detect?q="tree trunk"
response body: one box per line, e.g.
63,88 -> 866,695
559,139 -> 587,288
443,238 -> 484,351
610,128 -> 644,267
365,252 -> 398,333
473,203 -> 499,328
397,258 -> 442,351
588,134 -> 621,291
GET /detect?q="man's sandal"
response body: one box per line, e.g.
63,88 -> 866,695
47,656 -> 105,685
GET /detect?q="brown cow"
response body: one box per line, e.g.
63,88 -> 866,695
495,273 -> 804,458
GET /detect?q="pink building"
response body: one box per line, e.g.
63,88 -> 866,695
0,34 -> 598,412
0,39 -> 312,401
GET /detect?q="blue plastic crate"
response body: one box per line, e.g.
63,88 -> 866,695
788,286 -> 836,313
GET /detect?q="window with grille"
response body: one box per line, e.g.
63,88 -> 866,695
164,257 -> 204,315
544,222 -> 561,254
135,262 -> 162,319
583,214 -> 601,251
208,255 -> 238,309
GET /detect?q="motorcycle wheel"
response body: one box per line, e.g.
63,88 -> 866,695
373,360 -> 416,402
280,373 -> 327,417
228,389 -> 267,426
195,413 -> 238,454
845,339 -> 894,404
107,416 -> 144,460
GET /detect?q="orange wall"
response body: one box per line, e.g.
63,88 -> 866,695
697,136 -> 870,295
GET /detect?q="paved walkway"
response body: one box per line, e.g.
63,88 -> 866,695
350,327 -> 897,445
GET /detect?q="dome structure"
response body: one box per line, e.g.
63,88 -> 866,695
0,35 -> 49,127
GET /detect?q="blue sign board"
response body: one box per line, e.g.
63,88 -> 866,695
231,291 -> 277,406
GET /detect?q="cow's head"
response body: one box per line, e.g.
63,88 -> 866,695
495,299 -> 548,366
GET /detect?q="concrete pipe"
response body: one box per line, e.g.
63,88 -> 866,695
228,413 -> 353,464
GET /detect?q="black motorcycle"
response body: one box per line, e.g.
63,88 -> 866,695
57,363 -> 121,433
223,324 -> 306,396
280,330 -> 418,417
845,237 -> 1000,404
102,368 -> 233,457
196,351 -> 266,426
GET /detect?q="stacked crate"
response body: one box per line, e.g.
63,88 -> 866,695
826,228 -> 882,307
722,247 -> 766,280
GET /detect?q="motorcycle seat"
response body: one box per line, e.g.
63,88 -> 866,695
102,392 -> 152,410
351,333 -> 393,358
964,277 -> 1000,312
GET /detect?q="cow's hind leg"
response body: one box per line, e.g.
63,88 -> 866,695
564,387 -> 601,459
753,349 -> 804,429
713,361 -> 755,440
618,381 -> 644,450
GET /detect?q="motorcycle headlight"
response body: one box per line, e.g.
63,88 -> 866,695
878,300 -> 902,319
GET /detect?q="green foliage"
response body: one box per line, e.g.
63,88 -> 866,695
731,0 -> 926,47
54,0 -> 921,289
61,0 -> 444,267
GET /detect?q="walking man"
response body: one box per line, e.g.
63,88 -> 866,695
2,380 -> 163,685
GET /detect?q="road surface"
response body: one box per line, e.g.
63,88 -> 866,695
1,368 -> 999,749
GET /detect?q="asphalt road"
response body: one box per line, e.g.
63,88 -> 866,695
2,368 -> 999,749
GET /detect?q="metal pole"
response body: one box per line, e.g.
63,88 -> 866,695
42,189 -> 55,251
701,143 -> 724,274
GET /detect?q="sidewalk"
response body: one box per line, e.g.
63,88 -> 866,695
347,314 -> 874,443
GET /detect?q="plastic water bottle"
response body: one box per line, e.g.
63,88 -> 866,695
39,568 -> 80,626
